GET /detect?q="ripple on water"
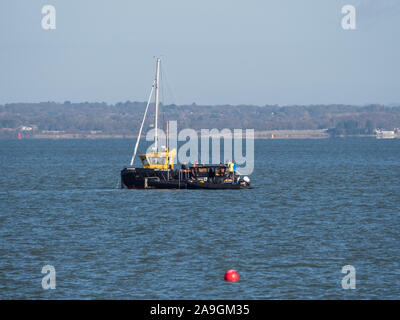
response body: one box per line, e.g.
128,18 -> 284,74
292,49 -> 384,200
0,138 -> 399,299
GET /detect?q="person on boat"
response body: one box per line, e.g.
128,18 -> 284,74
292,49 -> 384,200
216,162 -> 224,175
191,167 -> 197,180
228,160 -> 235,179
208,167 -> 216,183
181,162 -> 188,179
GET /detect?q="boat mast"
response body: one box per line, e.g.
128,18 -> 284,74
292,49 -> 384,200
129,81 -> 155,166
154,58 -> 160,152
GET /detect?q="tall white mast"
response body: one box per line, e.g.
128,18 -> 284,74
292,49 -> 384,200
129,81 -> 155,166
154,58 -> 160,152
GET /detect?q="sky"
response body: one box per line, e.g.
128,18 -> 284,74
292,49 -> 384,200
0,0 -> 399,106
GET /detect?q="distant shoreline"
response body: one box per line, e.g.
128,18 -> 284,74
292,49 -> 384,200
1,129 -> 380,139
2,103 -> 399,140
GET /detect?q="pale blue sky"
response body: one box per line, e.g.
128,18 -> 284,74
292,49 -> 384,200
0,0 -> 399,105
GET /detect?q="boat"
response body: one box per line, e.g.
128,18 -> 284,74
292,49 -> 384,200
375,129 -> 397,139
120,58 -> 251,190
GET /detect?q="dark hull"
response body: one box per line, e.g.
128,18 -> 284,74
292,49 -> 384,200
121,167 -> 185,189
121,167 -> 250,190
148,180 -> 187,189
187,180 -> 248,189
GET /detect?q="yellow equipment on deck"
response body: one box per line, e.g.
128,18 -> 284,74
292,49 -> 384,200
138,149 -> 176,169
138,121 -> 176,170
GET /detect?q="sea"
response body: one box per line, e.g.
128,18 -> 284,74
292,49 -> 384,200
0,138 -> 399,299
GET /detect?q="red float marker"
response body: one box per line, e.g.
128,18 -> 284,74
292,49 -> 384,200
224,269 -> 239,282
17,132 -> 22,140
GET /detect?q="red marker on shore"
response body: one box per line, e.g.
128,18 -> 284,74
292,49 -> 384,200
224,269 -> 239,282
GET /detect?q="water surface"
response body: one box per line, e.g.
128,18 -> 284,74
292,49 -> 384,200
0,138 -> 399,299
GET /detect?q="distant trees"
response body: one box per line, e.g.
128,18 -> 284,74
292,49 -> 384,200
365,120 -> 375,134
327,119 -> 376,137
0,102 -> 399,137
1,119 -> 19,128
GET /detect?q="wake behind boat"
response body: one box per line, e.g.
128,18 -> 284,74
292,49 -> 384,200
120,58 -> 251,190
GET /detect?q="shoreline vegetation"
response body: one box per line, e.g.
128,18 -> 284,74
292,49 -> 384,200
5,129 -> 333,139
3,129 -> 333,139
1,102 -> 400,139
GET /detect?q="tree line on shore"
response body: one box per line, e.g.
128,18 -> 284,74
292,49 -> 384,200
1,101 -> 399,137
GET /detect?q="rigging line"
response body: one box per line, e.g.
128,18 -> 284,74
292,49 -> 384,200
160,62 -> 168,134
161,62 -> 178,106
160,63 -> 165,105
129,81 -> 155,166
160,63 -> 165,122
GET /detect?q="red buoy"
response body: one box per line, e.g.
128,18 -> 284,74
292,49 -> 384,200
224,269 -> 239,282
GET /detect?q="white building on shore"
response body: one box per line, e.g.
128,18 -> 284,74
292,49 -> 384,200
375,129 -> 397,139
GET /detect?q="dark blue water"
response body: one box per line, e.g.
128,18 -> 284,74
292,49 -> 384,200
0,138 -> 399,299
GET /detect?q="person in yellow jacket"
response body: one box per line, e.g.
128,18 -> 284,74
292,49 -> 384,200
227,160 -> 234,180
